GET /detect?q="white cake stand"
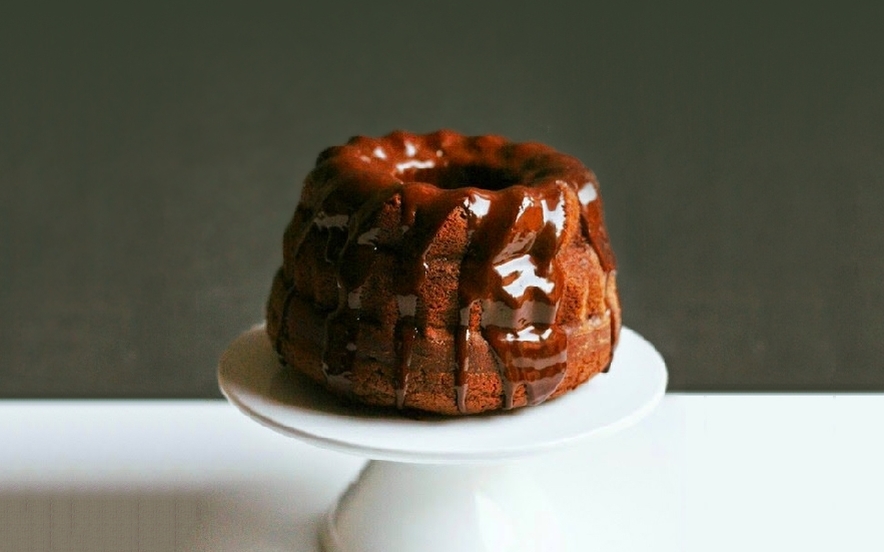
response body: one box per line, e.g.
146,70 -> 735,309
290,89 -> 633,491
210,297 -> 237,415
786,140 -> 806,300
219,325 -> 667,552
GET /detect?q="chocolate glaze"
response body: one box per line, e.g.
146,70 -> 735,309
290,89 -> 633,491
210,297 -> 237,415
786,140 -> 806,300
274,130 -> 618,413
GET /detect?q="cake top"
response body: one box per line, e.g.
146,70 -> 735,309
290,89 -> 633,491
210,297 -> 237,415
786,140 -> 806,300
301,129 -> 615,269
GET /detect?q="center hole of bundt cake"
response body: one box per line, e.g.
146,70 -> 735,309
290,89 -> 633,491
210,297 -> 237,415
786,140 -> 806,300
401,164 -> 522,191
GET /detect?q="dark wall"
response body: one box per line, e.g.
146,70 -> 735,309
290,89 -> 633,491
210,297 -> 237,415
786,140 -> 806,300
2,3 -> 882,397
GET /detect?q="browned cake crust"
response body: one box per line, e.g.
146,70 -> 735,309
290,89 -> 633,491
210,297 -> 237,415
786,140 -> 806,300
267,130 -> 621,415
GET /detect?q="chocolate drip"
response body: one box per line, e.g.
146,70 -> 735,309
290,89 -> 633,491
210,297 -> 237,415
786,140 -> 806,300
320,188 -> 399,389
454,324 -> 470,412
455,184 -> 570,411
392,184 -> 469,408
394,316 -> 417,409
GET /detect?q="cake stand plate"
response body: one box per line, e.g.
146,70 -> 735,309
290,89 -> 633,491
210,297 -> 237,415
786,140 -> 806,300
219,326 -> 667,552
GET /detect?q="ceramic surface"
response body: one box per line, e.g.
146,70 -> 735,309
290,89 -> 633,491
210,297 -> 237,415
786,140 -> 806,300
219,325 -> 667,463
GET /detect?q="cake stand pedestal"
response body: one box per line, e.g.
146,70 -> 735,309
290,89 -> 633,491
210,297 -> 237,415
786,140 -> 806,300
219,326 -> 667,552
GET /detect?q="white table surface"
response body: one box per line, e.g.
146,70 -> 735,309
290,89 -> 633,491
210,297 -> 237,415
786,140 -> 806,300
1,395 -> 882,552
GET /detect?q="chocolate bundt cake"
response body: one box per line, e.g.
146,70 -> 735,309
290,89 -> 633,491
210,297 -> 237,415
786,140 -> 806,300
266,130 -> 621,415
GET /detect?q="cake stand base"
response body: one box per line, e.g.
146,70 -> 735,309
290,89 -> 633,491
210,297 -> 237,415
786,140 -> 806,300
321,460 -> 563,552
219,326 -> 667,552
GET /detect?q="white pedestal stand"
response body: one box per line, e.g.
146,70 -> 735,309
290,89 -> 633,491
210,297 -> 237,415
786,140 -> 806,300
219,326 -> 667,552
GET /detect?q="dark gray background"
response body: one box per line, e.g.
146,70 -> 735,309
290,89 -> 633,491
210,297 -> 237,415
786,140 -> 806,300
2,2 -> 882,398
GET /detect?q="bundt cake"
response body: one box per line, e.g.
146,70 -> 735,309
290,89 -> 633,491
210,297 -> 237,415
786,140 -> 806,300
266,130 -> 621,415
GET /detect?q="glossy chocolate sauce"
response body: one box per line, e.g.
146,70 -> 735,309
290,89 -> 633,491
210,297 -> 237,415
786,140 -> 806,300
275,130 -> 617,412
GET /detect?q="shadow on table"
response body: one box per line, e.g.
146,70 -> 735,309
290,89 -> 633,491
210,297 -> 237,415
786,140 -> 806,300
0,483 -> 323,552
